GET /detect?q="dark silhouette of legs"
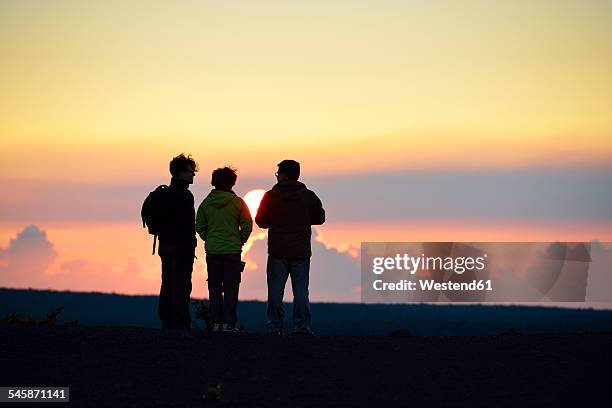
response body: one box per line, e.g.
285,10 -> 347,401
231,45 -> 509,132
289,258 -> 311,333
266,256 -> 311,333
159,255 -> 175,328
221,254 -> 241,325
159,249 -> 194,329
266,256 -> 290,332
206,254 -> 224,326
207,253 -> 241,326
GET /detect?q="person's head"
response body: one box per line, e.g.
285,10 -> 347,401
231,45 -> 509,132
211,166 -> 238,191
169,153 -> 198,184
276,159 -> 300,182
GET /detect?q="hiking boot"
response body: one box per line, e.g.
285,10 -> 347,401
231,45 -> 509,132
268,328 -> 284,336
222,323 -> 240,333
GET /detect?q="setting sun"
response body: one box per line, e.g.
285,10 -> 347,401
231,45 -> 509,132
244,189 -> 266,219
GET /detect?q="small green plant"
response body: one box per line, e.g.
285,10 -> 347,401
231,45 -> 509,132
204,384 -> 222,402
191,299 -> 212,331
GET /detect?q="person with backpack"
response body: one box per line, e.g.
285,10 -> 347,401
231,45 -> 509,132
142,154 -> 198,330
255,160 -> 325,335
196,167 -> 253,332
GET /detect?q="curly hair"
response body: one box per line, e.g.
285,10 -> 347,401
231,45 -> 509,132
211,166 -> 238,190
169,153 -> 198,177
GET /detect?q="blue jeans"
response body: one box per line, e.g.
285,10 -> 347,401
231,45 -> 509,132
266,256 -> 312,333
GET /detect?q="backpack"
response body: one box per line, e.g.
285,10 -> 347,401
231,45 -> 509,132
141,185 -> 172,254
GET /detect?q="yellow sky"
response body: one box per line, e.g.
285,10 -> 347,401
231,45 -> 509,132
1,0 -> 612,181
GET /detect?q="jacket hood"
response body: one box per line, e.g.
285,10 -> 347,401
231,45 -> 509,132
206,189 -> 237,208
273,180 -> 306,201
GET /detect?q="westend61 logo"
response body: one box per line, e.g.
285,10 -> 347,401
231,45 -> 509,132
361,242 -> 607,304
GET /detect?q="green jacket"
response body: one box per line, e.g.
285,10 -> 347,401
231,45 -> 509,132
195,189 -> 253,254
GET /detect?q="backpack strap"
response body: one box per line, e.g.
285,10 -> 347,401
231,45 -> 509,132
152,234 -> 158,255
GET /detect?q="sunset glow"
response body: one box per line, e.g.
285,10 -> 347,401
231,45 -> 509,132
1,0 -> 611,300
243,189 -> 266,220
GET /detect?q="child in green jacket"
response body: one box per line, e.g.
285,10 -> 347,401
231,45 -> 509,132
196,167 -> 252,332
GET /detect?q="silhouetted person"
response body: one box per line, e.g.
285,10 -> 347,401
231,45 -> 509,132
196,167 -> 252,332
255,160 -> 325,335
158,154 -> 198,330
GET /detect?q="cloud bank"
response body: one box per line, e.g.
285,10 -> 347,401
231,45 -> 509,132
240,229 -> 360,302
0,225 -> 360,302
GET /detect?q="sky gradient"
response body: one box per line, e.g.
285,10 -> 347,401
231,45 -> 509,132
1,0 -> 611,300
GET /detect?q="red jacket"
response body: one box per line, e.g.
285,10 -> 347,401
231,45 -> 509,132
255,180 -> 325,258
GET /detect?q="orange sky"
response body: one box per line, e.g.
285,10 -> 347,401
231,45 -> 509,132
1,1 -> 612,182
1,1 -> 611,300
1,219 -> 611,299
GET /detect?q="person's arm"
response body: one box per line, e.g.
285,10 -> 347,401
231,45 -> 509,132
195,200 -> 208,240
310,192 -> 325,225
238,198 -> 253,244
187,191 -> 196,239
255,191 -> 271,228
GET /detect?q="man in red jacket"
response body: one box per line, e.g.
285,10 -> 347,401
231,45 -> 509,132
255,160 -> 325,335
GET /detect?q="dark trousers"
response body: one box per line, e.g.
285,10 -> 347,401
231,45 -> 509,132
266,256 -> 312,333
206,253 -> 242,325
159,249 -> 194,329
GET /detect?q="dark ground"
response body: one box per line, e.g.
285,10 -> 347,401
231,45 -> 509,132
4,288 -> 612,336
1,324 -> 610,407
